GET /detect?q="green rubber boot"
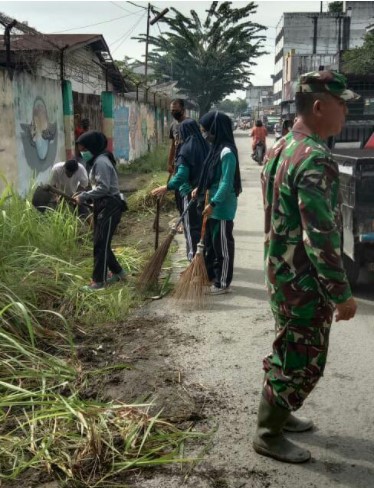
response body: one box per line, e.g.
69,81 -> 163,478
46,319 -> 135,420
284,413 -> 314,433
253,395 -> 311,463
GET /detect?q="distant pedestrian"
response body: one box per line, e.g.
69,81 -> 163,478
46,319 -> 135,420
152,119 -> 209,260
74,131 -> 126,291
253,71 -> 358,464
197,111 -> 242,295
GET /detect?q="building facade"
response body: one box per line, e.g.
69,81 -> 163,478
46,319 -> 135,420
273,1 -> 374,106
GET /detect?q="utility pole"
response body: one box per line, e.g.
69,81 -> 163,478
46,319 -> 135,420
144,2 -> 151,87
144,4 -> 169,101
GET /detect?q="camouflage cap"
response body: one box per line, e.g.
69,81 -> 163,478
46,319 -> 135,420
296,70 -> 360,101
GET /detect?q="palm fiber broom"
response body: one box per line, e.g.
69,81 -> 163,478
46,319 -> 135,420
173,194 -> 210,307
137,198 -> 196,291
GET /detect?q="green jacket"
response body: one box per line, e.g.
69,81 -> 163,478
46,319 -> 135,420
167,164 -> 191,197
209,148 -> 238,221
261,121 -> 352,313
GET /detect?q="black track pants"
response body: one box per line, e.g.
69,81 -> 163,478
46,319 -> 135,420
92,197 -> 123,283
204,218 -> 234,288
182,195 -> 202,261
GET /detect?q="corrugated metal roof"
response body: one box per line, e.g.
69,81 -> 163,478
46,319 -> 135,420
0,33 -> 103,51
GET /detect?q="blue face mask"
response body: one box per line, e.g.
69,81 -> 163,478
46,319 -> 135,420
80,150 -> 93,162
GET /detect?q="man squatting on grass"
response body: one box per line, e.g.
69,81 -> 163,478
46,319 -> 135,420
253,71 -> 358,463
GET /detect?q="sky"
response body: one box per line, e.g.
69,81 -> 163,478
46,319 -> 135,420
0,0 -> 322,99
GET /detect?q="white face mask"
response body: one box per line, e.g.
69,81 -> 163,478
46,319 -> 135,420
202,132 -> 209,140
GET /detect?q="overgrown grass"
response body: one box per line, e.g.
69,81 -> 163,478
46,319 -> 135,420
0,180 -> 201,485
0,293 -> 201,486
118,143 -> 169,174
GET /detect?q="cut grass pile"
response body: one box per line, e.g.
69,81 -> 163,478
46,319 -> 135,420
0,182 -> 201,485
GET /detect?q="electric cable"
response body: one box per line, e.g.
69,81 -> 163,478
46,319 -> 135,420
52,10 -> 143,34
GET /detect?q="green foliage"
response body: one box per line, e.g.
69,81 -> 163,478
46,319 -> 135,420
0,182 -> 203,485
343,33 -> 374,74
134,1 -> 267,116
115,55 -> 144,87
0,184 -> 144,326
328,1 -> 343,13
216,97 -> 248,115
119,143 -> 169,174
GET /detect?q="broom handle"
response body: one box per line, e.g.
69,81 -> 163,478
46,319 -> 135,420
152,173 -> 172,230
173,197 -> 196,232
199,192 -> 210,242
154,197 -> 161,250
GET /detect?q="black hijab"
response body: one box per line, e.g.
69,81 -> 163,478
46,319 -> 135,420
176,119 -> 210,188
76,130 -> 116,170
198,111 -> 242,196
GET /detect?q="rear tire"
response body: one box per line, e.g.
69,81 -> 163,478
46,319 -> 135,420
343,253 -> 360,288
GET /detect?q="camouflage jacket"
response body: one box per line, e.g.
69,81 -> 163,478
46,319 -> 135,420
261,120 -> 352,312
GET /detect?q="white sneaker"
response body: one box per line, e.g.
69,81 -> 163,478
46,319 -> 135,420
208,285 -> 231,295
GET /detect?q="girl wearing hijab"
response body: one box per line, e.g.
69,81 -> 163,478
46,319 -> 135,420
74,131 -> 126,290
197,111 -> 242,295
152,119 -> 209,260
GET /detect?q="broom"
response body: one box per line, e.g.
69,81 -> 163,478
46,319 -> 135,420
137,198 -> 196,291
173,193 -> 210,307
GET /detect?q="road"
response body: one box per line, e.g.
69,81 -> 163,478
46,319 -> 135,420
143,132 -> 374,488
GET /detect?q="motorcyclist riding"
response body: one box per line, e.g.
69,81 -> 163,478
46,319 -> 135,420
251,120 -> 268,164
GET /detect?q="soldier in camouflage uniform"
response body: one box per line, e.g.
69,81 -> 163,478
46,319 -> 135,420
253,71 -> 358,463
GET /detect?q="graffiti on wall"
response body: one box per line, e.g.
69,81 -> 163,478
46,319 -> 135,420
13,72 -> 65,194
113,96 -> 167,162
113,104 -> 130,160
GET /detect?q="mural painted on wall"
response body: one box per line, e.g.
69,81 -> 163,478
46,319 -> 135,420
13,72 -> 65,194
20,97 -> 57,169
113,96 -> 167,162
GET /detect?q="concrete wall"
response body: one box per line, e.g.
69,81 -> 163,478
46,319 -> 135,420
35,48 -> 112,96
112,95 -> 167,163
0,69 -> 65,195
0,70 -> 18,193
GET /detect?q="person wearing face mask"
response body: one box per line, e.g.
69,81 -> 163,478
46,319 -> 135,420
151,119 -> 209,260
74,131 -> 127,291
168,98 -> 191,230
196,111 -> 242,295
168,99 -> 188,175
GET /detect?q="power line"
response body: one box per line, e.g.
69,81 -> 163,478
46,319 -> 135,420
109,10 -> 146,47
111,11 -> 147,54
52,10 -> 144,33
110,1 -> 132,13
127,1 -> 148,11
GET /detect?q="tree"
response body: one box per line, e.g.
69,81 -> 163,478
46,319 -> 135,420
115,56 -> 143,87
343,33 -> 374,74
134,2 -> 266,116
328,2 -> 343,13
217,97 -> 248,116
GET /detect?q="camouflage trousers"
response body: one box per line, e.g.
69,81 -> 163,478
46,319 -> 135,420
262,302 -> 333,411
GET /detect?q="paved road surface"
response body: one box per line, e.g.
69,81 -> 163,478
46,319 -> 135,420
144,131 -> 374,488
